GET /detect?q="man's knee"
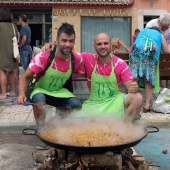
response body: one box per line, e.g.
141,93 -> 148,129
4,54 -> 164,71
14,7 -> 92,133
66,97 -> 82,109
32,93 -> 46,103
125,93 -> 142,106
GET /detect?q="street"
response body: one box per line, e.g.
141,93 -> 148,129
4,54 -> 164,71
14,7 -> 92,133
136,128 -> 170,170
0,126 -> 40,170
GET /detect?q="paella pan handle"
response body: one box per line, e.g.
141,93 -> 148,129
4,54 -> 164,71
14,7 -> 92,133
22,128 -> 36,135
147,126 -> 159,133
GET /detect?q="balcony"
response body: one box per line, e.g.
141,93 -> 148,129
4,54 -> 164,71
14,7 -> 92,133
0,0 -> 135,7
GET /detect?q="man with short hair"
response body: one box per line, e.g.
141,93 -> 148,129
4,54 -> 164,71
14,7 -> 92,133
19,14 -> 31,71
17,23 -> 85,126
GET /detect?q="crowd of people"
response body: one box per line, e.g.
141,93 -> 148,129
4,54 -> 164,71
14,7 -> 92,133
1,6 -> 170,126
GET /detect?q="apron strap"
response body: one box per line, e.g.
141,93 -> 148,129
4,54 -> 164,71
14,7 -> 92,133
94,54 -> 114,74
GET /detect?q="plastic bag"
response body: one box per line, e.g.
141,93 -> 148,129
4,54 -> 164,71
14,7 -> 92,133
152,88 -> 170,114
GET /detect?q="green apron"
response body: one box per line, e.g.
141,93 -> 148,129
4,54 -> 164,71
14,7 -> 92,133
76,56 -> 125,118
30,52 -> 75,99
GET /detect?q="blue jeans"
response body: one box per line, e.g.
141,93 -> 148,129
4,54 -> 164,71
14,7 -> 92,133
31,93 -> 82,110
20,50 -> 30,71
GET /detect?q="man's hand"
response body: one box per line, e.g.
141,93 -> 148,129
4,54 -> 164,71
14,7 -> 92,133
128,77 -> 139,93
42,43 -> 55,53
124,77 -> 139,93
17,94 -> 27,105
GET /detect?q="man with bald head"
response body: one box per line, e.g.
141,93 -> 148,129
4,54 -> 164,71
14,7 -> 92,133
78,33 -> 142,120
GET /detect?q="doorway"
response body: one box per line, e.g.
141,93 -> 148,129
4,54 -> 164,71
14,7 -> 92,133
29,24 -> 43,48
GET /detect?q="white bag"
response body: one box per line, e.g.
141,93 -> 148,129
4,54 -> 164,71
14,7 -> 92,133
11,24 -> 20,62
152,88 -> 170,114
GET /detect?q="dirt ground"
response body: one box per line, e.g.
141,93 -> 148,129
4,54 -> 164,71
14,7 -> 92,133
0,126 -> 42,170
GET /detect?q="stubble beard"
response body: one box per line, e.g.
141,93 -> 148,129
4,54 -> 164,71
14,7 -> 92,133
60,48 -> 72,55
98,51 -> 111,58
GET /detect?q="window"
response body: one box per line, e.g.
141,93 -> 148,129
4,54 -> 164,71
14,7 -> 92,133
81,16 -> 131,52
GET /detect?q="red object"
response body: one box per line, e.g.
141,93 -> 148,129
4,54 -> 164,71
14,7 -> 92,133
132,35 -> 136,43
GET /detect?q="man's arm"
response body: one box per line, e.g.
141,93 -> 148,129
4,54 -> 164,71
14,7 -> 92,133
19,35 -> 26,49
124,77 -> 139,93
161,35 -> 169,53
17,68 -> 35,104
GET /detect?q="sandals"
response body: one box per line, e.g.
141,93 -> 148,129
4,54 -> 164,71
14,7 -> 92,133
6,92 -> 16,97
0,95 -> 7,100
143,107 -> 150,113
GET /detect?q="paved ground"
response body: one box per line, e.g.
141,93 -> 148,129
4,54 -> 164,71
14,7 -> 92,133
0,126 -> 40,170
136,128 -> 170,170
1,66 -> 170,127
1,94 -> 170,128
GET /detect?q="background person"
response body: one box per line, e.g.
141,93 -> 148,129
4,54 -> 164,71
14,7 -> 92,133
146,13 -> 170,45
129,27 -> 169,113
17,23 -> 85,126
132,29 -> 140,45
111,38 -> 130,53
0,7 -> 18,99
146,13 -> 170,88
18,14 -> 31,71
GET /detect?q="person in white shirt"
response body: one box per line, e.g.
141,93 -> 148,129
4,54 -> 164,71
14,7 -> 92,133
146,13 -> 170,47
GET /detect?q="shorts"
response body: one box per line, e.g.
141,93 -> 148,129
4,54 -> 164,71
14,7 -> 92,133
31,93 -> 82,110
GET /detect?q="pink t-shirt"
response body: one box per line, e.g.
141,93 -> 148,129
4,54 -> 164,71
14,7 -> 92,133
29,51 -> 85,78
80,52 -> 133,90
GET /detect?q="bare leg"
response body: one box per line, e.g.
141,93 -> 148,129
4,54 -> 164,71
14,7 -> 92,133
14,63 -> 19,83
0,68 -> 7,99
124,92 -> 142,121
144,81 -> 153,110
33,101 -> 46,126
8,70 -> 17,95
